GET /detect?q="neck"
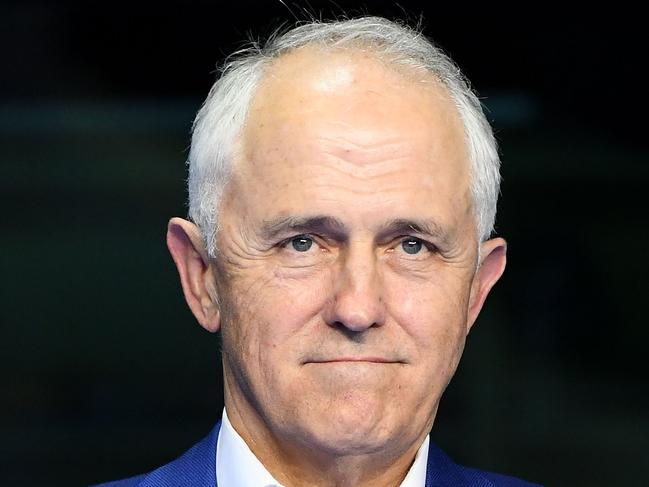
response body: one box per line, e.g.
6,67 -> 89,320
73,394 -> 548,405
223,384 -> 429,487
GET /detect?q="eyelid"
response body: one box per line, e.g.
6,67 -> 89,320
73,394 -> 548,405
397,235 -> 437,253
278,233 -> 320,250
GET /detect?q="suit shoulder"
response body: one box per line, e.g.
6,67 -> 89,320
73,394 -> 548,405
89,422 -> 221,487
90,473 -> 147,487
427,440 -> 542,487
463,467 -> 543,486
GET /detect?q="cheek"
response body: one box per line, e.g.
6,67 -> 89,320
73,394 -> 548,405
385,272 -> 470,364
224,265 -> 333,353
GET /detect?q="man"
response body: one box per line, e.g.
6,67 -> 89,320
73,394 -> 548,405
97,16 -> 540,487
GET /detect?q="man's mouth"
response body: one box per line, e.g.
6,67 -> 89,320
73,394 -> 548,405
304,357 -> 406,364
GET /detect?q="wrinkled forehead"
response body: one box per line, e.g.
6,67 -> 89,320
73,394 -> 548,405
230,46 -> 471,216
241,46 -> 467,157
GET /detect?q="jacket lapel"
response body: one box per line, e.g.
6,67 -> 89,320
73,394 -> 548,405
425,440 -> 479,487
140,421 -> 221,487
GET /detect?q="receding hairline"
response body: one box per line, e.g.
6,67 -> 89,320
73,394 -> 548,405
230,43 -> 469,181
268,39 -> 453,78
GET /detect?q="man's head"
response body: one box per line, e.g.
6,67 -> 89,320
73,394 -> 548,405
186,17 -> 501,258
167,16 -> 507,485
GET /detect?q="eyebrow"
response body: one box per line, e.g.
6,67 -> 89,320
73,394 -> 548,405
260,215 -> 452,245
260,215 -> 348,241
377,218 -> 452,246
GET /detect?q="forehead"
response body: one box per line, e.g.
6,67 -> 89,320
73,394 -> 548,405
243,46 -> 467,158
231,46 -> 472,229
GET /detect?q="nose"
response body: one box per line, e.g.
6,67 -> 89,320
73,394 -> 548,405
324,243 -> 386,333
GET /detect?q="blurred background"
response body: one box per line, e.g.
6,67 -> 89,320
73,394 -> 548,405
1,1 -> 647,486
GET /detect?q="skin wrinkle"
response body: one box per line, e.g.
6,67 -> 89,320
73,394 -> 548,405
302,160 -> 412,181
275,174 -> 469,219
317,141 -> 415,166
166,45 -> 507,487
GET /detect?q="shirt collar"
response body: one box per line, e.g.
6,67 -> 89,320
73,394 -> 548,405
400,434 -> 429,487
216,408 -> 429,487
216,408 -> 282,487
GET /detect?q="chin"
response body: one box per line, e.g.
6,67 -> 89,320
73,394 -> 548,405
295,396 -> 400,455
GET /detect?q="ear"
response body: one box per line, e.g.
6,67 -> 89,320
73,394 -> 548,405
166,217 -> 221,333
466,237 -> 507,332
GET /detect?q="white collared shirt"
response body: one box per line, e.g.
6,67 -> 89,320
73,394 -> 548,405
216,408 -> 429,487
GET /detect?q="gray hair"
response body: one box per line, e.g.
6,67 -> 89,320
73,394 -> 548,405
188,16 -> 501,257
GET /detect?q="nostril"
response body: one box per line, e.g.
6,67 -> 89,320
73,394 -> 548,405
331,320 -> 378,341
330,315 -> 381,333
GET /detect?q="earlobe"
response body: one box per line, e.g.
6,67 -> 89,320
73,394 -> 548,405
166,217 -> 221,333
466,237 -> 507,332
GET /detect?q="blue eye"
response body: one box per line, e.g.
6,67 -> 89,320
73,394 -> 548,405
291,236 -> 313,252
401,238 -> 423,254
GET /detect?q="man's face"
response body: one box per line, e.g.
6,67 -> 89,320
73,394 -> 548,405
213,48 -> 492,457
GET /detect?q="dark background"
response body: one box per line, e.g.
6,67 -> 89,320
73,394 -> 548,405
2,1 -> 648,486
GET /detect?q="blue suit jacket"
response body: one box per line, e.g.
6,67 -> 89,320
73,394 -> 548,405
94,421 -> 541,487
